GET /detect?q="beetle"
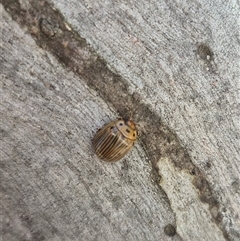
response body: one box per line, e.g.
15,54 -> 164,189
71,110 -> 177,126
92,118 -> 137,162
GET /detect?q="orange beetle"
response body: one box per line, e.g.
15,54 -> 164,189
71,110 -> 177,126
92,118 -> 137,162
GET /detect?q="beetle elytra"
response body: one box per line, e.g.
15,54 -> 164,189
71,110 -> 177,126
92,118 -> 137,162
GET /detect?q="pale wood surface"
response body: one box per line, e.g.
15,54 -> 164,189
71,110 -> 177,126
1,0 -> 239,240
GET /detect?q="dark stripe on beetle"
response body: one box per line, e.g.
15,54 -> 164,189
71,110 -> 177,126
96,130 -> 115,150
95,129 -> 127,161
94,129 -> 111,152
103,135 -> 130,161
104,136 -> 128,158
103,142 -> 123,160
94,130 -> 118,158
100,131 -> 120,157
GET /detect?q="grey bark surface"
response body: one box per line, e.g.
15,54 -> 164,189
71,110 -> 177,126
1,1 -> 239,241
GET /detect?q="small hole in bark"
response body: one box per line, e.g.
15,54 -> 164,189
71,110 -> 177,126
164,224 -> 176,236
197,44 -> 213,61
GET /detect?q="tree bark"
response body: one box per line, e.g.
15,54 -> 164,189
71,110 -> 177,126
1,1 -> 239,241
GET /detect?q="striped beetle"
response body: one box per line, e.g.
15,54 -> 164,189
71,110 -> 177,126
92,118 -> 137,162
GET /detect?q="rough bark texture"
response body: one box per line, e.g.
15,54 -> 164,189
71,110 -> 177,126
1,0 -> 239,241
